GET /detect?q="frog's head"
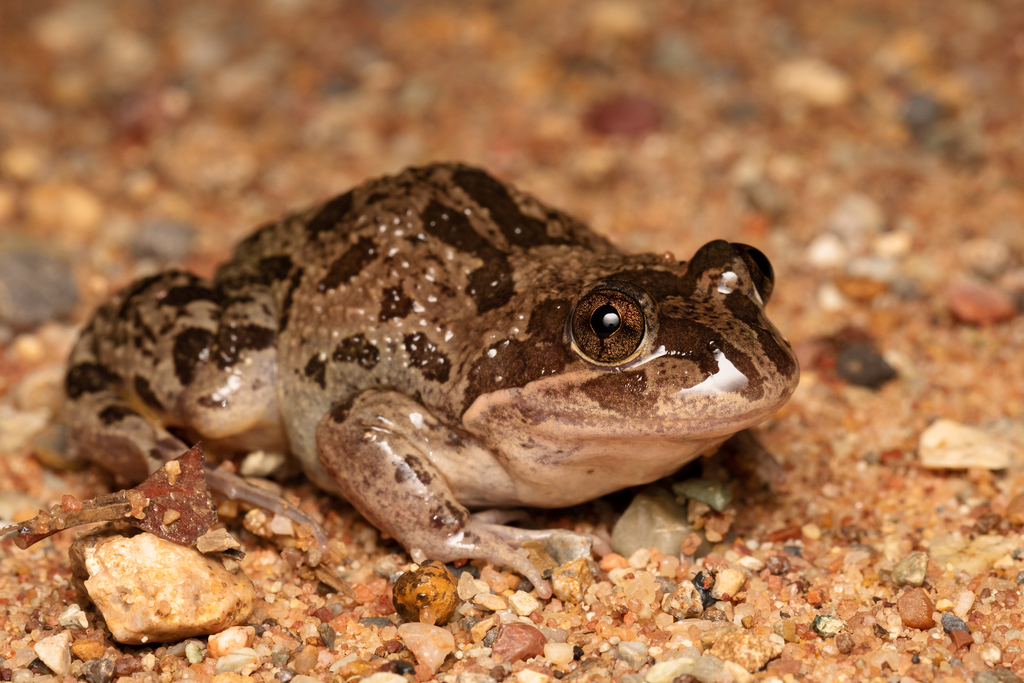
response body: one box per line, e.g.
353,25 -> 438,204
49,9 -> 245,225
462,240 -> 799,454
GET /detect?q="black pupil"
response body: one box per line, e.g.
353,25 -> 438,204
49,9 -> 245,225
591,304 -> 621,339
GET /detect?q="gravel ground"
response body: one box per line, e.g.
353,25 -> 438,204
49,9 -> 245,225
3,1 -> 1024,681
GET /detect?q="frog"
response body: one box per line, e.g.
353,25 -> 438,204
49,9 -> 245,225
63,163 -> 799,596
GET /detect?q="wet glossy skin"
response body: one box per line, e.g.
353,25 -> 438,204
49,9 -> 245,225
64,163 -> 799,593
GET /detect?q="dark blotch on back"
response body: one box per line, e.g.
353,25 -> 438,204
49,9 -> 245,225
379,285 -> 414,322
279,267 -> 305,331
421,200 -> 515,313
333,334 -> 380,370
216,325 -> 276,369
403,332 -> 450,383
159,285 -> 222,308
66,363 -> 120,399
99,404 -> 140,425
319,236 -> 377,292
467,259 -> 514,314
421,199 -> 493,260
172,328 -> 215,385
579,370 -> 656,414
115,272 -> 167,320
305,191 -> 354,238
258,255 -> 294,283
134,375 -> 164,412
452,167 -> 566,248
304,354 -> 327,389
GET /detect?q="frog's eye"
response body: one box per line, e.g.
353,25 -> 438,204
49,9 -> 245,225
570,284 -> 648,365
733,243 -> 774,304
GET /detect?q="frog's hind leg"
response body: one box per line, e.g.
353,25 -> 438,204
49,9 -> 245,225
315,390 -> 553,597
64,272 -> 200,484
64,270 -> 284,484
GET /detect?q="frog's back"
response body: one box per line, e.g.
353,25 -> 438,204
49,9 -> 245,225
225,163 -> 619,466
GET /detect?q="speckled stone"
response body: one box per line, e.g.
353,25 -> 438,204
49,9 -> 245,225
892,551 -> 929,586
491,623 -> 546,663
69,530 -> 255,644
707,629 -> 782,672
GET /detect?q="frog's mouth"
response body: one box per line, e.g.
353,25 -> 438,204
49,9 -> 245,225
463,355 -> 798,445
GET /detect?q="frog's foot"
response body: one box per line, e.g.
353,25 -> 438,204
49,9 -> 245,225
315,390 -> 553,598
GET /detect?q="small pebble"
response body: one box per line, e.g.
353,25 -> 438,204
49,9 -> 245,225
972,669 -> 1022,683
544,530 -> 594,565
583,95 -> 662,137
662,579 -> 704,619
33,631 -> 72,675
835,632 -> 854,654
81,658 -> 116,683
508,590 -> 540,616
902,92 -> 943,139
544,642 -> 575,666
71,638 -> 106,661
946,274 -> 1017,324
290,645 -> 318,674
0,249 -> 79,330
208,626 -> 254,658
214,647 -> 259,675
919,419 -> 1011,470
806,233 -> 849,269
129,220 -> 196,261
491,623 -> 546,663
941,612 -> 970,633
611,489 -> 696,557
897,587 -> 935,629
392,560 -> 458,624
892,551 -> 929,586
707,629 -> 783,673
457,571 -> 491,600
473,593 -> 507,611
772,58 -> 852,107
672,479 -> 732,512
397,622 -> 455,674
835,343 -> 897,389
950,629 -> 974,650
185,641 -> 204,664
550,557 -> 595,604
811,615 -> 845,638
826,193 -> 885,245
614,641 -> 649,670
710,568 -> 746,600
318,622 -> 336,649
57,603 -> 89,629
1005,492 -> 1024,525
358,674 -> 408,683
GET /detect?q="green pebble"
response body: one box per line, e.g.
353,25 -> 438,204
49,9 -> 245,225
672,479 -> 732,512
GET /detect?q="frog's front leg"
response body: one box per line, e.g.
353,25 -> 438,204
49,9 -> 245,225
315,390 -> 553,598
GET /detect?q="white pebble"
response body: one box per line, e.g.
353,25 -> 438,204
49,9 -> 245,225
919,419 -> 1011,470
544,642 -> 575,665
397,623 -> 454,674
508,590 -> 540,617
33,631 -> 72,675
806,233 -> 849,269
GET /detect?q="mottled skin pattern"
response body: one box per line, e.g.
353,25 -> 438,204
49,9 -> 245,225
64,163 -> 799,595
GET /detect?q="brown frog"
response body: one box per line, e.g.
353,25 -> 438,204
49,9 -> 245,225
64,163 -> 799,596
